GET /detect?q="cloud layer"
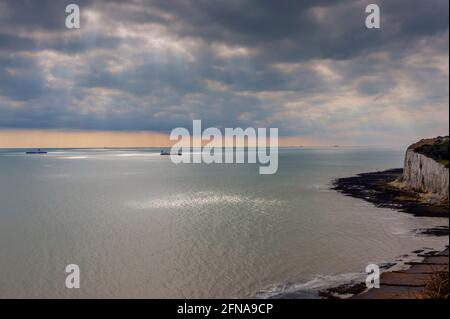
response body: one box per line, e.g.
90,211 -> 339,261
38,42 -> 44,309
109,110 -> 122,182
0,0 -> 448,145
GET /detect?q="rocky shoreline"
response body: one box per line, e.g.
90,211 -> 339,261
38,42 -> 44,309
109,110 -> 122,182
353,247 -> 449,299
319,168 -> 449,299
319,247 -> 449,299
332,168 -> 448,218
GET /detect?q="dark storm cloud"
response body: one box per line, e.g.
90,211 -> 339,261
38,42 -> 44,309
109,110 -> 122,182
0,55 -> 49,100
0,0 -> 124,54
148,0 -> 448,61
0,0 -> 448,143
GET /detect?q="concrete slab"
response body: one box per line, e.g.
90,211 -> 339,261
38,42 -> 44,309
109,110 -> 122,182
380,272 -> 430,287
352,248 -> 448,299
402,264 -> 448,274
354,285 -> 425,299
423,256 -> 449,264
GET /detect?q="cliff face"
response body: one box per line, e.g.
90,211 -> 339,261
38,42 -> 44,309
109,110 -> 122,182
400,136 -> 449,204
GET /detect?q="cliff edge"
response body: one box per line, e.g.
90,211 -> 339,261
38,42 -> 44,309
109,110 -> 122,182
397,136 -> 449,205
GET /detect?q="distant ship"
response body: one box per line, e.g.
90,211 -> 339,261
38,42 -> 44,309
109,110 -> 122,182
160,150 -> 182,156
26,148 -> 47,154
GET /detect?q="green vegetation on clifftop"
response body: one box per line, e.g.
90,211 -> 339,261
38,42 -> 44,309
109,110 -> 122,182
409,136 -> 449,168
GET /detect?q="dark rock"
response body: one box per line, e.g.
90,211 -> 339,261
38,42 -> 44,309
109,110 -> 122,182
416,226 -> 449,237
332,169 -> 449,218
318,282 -> 367,299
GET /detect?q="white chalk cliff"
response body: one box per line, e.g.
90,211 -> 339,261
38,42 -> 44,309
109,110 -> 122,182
399,136 -> 449,204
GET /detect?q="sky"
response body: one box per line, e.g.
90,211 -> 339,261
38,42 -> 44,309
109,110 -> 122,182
0,0 -> 448,147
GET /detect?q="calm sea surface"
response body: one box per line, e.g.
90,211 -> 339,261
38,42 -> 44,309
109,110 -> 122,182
0,148 -> 448,298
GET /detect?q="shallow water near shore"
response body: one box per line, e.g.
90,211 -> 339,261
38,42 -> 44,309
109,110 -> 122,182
0,147 -> 448,298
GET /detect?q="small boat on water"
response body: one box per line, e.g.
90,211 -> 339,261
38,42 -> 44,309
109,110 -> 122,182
26,148 -> 47,154
160,150 -> 182,156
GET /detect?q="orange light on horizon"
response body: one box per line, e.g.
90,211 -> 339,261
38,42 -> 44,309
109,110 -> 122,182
0,130 -> 172,148
0,129 -> 332,148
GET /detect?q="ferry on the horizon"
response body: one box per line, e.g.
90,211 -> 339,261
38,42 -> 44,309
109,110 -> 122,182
160,150 -> 182,156
26,149 -> 47,154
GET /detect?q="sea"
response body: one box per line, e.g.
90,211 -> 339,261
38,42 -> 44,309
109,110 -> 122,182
0,147 -> 448,298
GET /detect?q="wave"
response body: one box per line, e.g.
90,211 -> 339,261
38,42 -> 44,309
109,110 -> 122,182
252,245 -> 445,299
253,272 -> 366,299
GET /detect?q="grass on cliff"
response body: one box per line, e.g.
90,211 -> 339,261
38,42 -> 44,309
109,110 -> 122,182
412,136 -> 449,168
438,159 -> 449,168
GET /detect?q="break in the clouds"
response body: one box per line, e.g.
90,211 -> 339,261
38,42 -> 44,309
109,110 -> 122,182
0,0 -> 448,145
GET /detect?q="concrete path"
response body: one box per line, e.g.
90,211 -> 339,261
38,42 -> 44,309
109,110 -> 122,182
353,248 -> 449,299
